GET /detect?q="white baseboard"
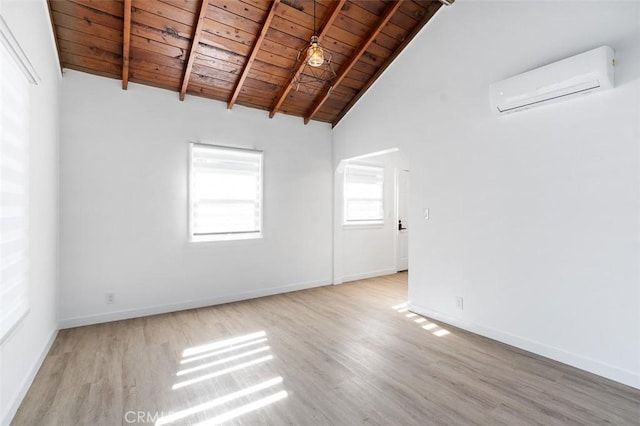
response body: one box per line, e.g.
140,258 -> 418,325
339,268 -> 397,284
408,303 -> 640,390
59,279 -> 331,329
2,328 -> 58,425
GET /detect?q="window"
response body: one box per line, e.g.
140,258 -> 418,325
190,144 -> 263,242
344,164 -> 384,225
1,17 -> 39,344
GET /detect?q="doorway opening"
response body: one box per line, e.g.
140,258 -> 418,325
333,148 -> 409,285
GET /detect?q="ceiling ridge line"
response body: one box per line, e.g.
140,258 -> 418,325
332,1 -> 444,128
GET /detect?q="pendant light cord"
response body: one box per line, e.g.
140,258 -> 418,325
313,0 -> 317,35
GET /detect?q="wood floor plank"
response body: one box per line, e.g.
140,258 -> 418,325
11,273 -> 640,425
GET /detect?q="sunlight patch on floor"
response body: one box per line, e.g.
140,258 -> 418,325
181,338 -> 268,365
192,391 -> 288,426
392,302 -> 451,337
162,331 -> 288,425
172,355 -> 273,390
182,331 -> 267,357
176,346 -> 271,376
156,377 -> 283,425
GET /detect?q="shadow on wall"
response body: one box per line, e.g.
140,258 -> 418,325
608,36 -> 640,87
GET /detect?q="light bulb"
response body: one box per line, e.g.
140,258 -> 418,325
306,36 -> 324,67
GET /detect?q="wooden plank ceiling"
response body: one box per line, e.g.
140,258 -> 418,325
48,0 -> 448,126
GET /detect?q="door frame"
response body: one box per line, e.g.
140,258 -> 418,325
395,168 -> 409,272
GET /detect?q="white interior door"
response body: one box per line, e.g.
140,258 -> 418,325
397,169 -> 409,271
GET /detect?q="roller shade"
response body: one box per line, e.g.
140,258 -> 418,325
0,31 -> 30,344
190,144 -> 263,240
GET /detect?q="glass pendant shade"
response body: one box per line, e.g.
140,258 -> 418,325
306,36 -> 324,67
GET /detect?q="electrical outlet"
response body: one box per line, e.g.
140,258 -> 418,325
456,296 -> 463,310
106,293 -> 115,304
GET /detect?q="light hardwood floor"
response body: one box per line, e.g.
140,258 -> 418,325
12,273 -> 640,425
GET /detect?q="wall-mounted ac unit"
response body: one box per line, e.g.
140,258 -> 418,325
489,46 -> 614,114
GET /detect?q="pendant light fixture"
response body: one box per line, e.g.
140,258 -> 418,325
292,0 -> 336,95
306,0 -> 324,67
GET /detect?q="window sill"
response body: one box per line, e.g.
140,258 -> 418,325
342,222 -> 385,230
189,233 -> 263,244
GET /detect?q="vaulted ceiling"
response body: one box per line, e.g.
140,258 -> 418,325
48,0 -> 448,126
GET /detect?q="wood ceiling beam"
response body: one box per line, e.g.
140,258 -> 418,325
332,2 -> 443,128
121,0 -> 131,89
304,0 -> 402,124
179,0 -> 209,101
269,0 -> 346,119
228,0 -> 281,110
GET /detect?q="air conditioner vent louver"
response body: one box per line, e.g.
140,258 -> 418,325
490,46 -> 614,114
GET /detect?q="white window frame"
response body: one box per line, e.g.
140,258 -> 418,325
189,143 -> 263,243
343,163 -> 385,226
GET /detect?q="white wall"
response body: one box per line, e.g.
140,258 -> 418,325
59,71 -> 333,327
333,1 -> 640,388
0,0 -> 60,423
